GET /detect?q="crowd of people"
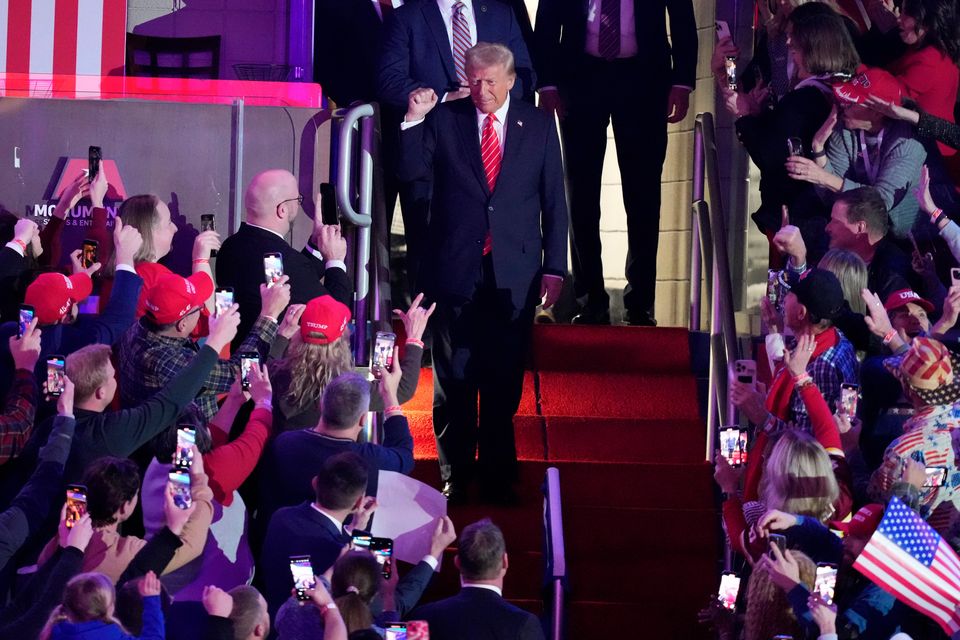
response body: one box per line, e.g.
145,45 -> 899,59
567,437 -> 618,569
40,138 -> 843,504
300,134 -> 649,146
0,134 -> 545,638
704,1 -> 960,639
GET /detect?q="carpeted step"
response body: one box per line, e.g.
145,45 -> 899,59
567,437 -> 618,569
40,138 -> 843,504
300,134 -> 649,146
563,507 -> 719,558
544,416 -> 704,464
403,368 -> 539,416
566,600 -> 712,640
409,412 -> 546,461
532,325 -> 693,374
537,371 -> 701,421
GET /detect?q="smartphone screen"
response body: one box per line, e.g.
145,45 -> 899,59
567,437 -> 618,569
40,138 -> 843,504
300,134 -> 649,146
715,20 -> 732,40
289,555 -> 316,601
384,623 -> 409,640
263,252 -> 284,286
88,146 -> 102,180
724,57 -> 737,89
815,563 -> 838,605
769,533 -> 787,559
18,305 -> 34,338
82,239 -> 98,268
733,360 -> 756,386
840,384 -> 860,417
47,355 -> 66,397
168,470 -> 192,509
200,214 -> 218,257
319,183 -> 339,226
924,466 -> 948,488
240,353 -> 260,391
719,427 -> 748,467
718,571 -> 740,611
175,427 -> 196,469
214,288 -> 234,318
373,332 -> 396,370
352,534 -> 394,579
65,484 -> 87,529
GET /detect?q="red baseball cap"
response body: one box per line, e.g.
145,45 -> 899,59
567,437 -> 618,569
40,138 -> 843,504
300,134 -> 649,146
25,272 -> 93,324
833,66 -> 902,106
884,289 -> 935,314
300,295 -> 351,345
830,503 -> 884,538
144,272 -> 214,324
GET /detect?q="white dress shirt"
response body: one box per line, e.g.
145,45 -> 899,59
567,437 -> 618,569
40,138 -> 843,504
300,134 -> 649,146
461,581 -> 503,596
310,503 -> 346,532
584,0 -> 637,58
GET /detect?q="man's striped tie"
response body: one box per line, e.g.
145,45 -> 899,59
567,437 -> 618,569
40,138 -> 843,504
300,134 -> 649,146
598,0 -> 620,60
452,2 -> 472,86
480,113 -> 501,254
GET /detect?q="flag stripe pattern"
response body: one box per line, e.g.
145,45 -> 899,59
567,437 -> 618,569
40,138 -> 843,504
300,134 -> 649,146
3,0 -> 125,78
853,496 -> 960,635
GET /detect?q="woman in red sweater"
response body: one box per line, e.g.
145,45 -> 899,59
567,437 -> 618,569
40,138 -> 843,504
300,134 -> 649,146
887,0 -> 960,175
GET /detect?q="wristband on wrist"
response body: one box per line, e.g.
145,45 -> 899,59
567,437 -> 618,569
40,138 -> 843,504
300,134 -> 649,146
406,338 -> 425,348
320,603 -> 338,614
384,405 -> 402,414
810,148 -> 827,159
10,239 -> 27,252
882,329 -> 897,345
792,372 -> 813,387
192,258 -> 210,264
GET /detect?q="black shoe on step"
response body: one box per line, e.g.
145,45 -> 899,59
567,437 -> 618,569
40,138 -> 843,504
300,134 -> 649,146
625,309 -> 657,326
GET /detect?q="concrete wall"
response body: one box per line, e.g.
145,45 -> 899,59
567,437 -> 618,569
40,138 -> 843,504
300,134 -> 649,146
127,0 -> 289,80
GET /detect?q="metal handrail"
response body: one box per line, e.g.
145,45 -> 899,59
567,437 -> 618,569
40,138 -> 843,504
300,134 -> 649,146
543,467 -> 566,640
690,112 -> 741,460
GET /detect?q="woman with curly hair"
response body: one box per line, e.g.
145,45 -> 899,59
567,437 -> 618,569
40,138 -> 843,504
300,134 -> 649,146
268,294 -> 432,431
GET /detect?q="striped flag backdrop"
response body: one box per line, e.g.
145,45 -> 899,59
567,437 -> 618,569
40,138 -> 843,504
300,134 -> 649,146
854,496 -> 960,635
1,0 -> 127,79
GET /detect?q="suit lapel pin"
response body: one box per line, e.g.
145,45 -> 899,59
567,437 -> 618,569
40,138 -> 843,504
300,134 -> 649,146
480,3 -> 487,10
517,120 -> 523,127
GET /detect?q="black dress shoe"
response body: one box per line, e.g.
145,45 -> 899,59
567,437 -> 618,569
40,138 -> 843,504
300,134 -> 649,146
442,481 -> 467,505
625,310 -> 657,326
571,308 -> 611,325
479,483 -> 520,506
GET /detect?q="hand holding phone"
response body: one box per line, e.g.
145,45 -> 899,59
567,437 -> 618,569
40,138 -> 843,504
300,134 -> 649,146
82,239 -> 99,269
65,484 -> 87,528
88,146 -> 102,181
352,534 -> 394,579
719,427 -> 748,467
17,305 -> 35,339
717,572 -> 740,612
372,332 -> 397,372
239,353 -> 260,391
290,555 -> 316,601
214,288 -> 234,318
46,355 -> 66,397
168,470 -> 192,509
815,563 -> 838,605
175,427 -> 196,469
840,384 -> 860,417
263,253 -> 284,287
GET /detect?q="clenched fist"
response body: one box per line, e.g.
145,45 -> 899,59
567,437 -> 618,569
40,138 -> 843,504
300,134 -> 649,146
406,88 -> 438,122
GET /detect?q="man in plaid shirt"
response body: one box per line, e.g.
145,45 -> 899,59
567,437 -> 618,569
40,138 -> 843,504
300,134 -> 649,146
118,270 -> 290,422
0,320 -> 42,465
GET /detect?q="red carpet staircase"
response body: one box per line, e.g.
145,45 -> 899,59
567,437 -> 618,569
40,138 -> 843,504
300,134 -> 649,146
406,325 -> 719,638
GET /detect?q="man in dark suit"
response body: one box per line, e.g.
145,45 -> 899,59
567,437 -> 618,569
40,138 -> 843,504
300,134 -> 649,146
534,0 -> 698,325
258,452 -> 373,619
398,43 -> 567,501
216,169 -> 352,345
377,0 -> 537,293
410,518 -> 544,640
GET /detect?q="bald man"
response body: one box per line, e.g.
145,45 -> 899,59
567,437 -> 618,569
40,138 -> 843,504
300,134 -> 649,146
217,170 -> 353,343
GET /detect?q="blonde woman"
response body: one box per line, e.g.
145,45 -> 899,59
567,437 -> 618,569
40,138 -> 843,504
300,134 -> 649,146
40,571 -> 164,640
818,249 -> 868,314
269,294 -> 433,431
90,193 -> 220,318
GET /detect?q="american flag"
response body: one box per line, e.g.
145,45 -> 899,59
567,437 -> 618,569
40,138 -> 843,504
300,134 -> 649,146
2,0 -> 127,84
854,496 -> 960,635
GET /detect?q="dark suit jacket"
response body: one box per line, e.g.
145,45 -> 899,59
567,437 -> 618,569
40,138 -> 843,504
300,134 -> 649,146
409,586 -> 545,640
533,0 -> 698,88
313,0 -> 383,106
215,223 -> 353,345
259,502 -> 350,617
398,98 -> 567,309
377,0 -> 537,108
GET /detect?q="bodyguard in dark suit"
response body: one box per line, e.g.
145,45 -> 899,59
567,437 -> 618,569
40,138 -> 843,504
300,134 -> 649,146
398,43 -> 567,500
410,518 -> 544,640
534,0 -> 698,325
216,170 -> 352,346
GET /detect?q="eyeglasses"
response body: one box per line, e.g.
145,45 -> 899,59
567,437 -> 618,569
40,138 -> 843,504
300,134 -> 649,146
276,195 -> 304,215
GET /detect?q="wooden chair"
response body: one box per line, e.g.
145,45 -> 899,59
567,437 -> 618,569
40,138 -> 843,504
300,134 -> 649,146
125,33 -> 221,79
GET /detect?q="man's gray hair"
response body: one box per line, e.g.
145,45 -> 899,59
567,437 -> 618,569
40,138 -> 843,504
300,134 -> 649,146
321,372 -> 371,430
465,42 -> 515,76
457,518 -> 507,580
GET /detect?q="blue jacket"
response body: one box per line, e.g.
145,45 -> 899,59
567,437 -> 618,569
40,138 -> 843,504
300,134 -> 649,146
49,595 -> 164,640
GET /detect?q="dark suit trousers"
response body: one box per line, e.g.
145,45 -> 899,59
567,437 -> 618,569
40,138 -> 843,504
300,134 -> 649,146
560,56 -> 670,314
430,255 -> 534,486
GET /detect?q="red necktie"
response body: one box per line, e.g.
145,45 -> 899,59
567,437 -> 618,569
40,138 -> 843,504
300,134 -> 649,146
452,2 -> 471,86
480,113 -> 501,255
378,0 -> 394,19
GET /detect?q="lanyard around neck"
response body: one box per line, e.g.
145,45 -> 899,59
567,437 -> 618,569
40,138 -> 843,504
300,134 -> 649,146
859,129 -> 884,184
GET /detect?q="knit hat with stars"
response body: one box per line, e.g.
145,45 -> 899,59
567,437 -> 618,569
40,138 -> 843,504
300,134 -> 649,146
884,337 -> 960,406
